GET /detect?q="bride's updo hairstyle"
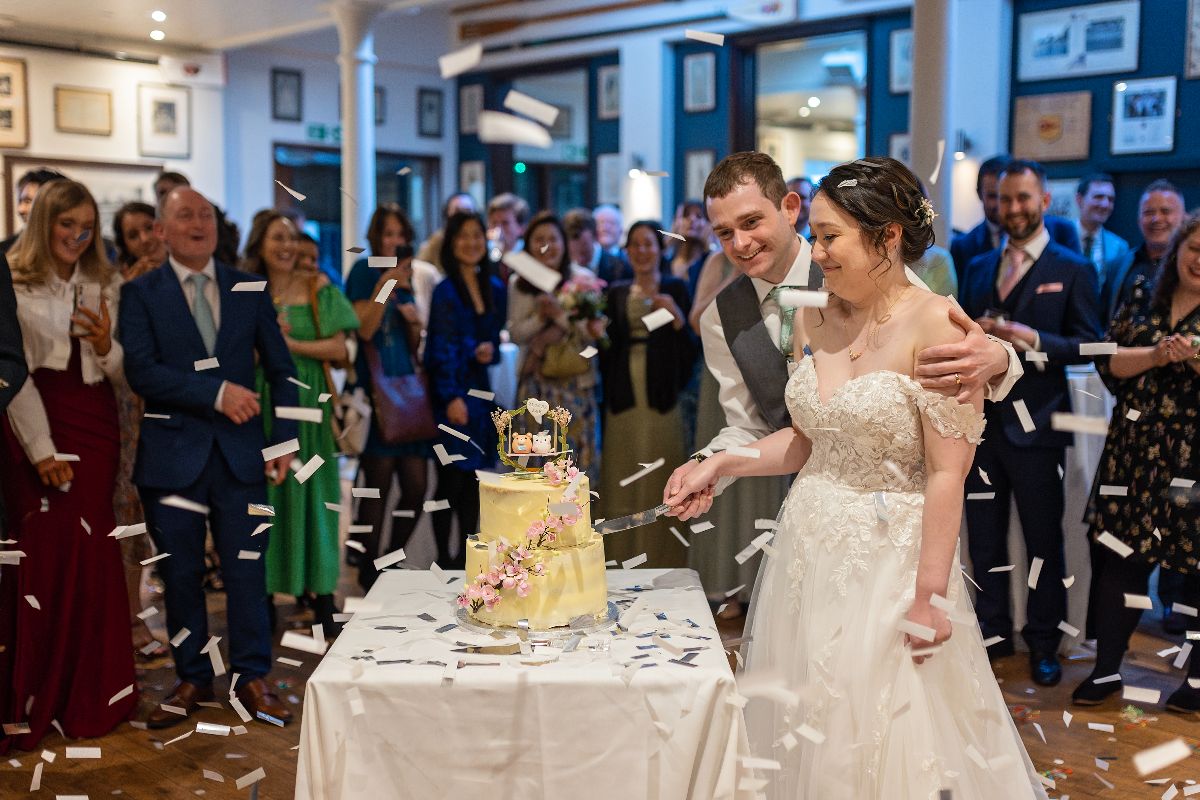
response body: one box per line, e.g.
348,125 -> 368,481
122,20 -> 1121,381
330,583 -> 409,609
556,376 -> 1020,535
814,157 -> 936,270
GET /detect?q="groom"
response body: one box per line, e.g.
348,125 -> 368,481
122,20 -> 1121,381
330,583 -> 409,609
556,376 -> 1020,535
664,152 -> 1024,518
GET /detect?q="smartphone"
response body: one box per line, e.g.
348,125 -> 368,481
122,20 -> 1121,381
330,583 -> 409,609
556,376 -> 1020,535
72,283 -> 102,336
395,244 -> 414,261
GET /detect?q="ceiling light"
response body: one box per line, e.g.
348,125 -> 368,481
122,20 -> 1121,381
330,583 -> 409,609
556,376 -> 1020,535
150,29 -> 165,40
954,151 -> 966,161
151,10 -> 166,22
807,96 -> 821,108
1115,82 -> 1127,92
798,107 -> 811,117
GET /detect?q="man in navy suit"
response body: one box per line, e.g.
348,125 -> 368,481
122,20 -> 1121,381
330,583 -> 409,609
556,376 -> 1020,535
959,160 -> 1102,687
951,155 -> 1081,285
0,254 -> 27,411
119,188 -> 299,729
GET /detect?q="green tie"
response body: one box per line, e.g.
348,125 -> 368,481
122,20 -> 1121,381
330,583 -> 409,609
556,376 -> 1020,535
766,285 -> 800,356
188,272 -> 217,356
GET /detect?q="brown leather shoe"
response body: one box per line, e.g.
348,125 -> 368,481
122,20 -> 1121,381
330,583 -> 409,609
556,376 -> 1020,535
146,681 -> 215,729
235,677 -> 293,726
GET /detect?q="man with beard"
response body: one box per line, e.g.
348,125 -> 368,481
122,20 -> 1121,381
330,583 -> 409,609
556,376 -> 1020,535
959,159 -> 1102,687
1100,179 -> 1185,322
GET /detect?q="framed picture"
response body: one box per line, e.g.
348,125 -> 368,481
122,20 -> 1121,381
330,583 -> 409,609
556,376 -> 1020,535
888,133 -> 912,166
595,152 -> 622,205
1046,178 -> 1080,221
597,65 -> 620,120
137,83 -> 190,159
683,52 -> 716,113
1187,0 -> 1200,78
459,84 -> 483,135
548,105 -> 572,139
54,86 -> 112,136
375,86 -> 385,126
684,149 -> 715,200
1012,91 -> 1091,161
418,88 -> 442,138
0,57 -> 29,149
889,29 -> 913,94
271,68 -> 303,122
459,160 -> 485,206
1111,76 -> 1176,155
1017,1 -> 1139,82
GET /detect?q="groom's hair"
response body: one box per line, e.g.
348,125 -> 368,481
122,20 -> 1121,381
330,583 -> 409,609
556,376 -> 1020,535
704,152 -> 788,207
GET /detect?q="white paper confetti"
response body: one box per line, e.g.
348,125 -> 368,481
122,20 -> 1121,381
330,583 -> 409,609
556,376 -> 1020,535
235,767 -> 266,790
1012,399 -> 1036,433
777,289 -> 829,308
641,306 -> 677,332
467,388 -> 495,400
275,406 -> 323,423
1126,408 -> 1142,421
275,180 -> 305,201
293,454 -> 325,484
478,110 -> 551,148
1027,556 -> 1044,589
1123,686 -> 1162,704
374,278 -> 398,304
619,457 -> 664,487
231,281 -> 267,292
1134,738 -> 1192,776
1099,484 -> 1128,496
502,89 -> 560,127
194,357 -> 219,371
373,548 -> 407,571
160,495 -> 210,514
424,499 -> 450,513
1096,531 -> 1133,558
1080,341 -> 1118,356
684,28 -> 725,45
107,684 -> 134,706
503,249 -> 562,293
622,553 -> 648,569
1051,412 -> 1109,435
1124,593 -> 1154,609
438,42 -> 483,79
690,521 -> 715,534
262,439 -> 300,461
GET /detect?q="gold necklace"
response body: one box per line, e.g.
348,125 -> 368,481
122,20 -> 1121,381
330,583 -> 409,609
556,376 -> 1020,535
845,286 -> 911,361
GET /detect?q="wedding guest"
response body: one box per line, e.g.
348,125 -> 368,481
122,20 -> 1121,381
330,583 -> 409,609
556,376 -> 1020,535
565,207 -> 627,284
593,203 -> 624,259
120,187 -> 297,728
241,210 -> 359,632
0,179 -> 137,751
425,212 -> 505,567
959,159 -> 1102,686
507,212 -> 604,479
0,168 -> 67,255
1074,173 -> 1129,278
418,192 -> 476,271
111,200 -> 171,661
785,176 -> 813,239
667,199 -> 715,296
1072,213 -> 1200,709
599,221 -> 695,568
0,254 -> 25,411
486,192 -> 529,258
151,170 -> 242,266
1101,179 -> 1185,322
345,206 -> 434,588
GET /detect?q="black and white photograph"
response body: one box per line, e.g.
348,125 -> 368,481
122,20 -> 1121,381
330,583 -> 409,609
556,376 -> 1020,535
1017,1 -> 1139,81
597,64 -> 620,120
889,28 -> 913,93
137,82 -> 190,158
0,55 -> 27,148
271,67 -> 303,121
1112,75 -> 1176,154
459,83 -> 483,135
418,87 -> 442,137
683,52 -> 716,112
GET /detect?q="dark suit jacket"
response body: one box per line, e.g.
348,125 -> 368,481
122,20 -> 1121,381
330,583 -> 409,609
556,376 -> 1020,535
0,254 -> 27,412
602,277 -> 696,415
1099,244 -> 1158,325
960,241 -> 1101,449
951,215 -> 1080,288
118,260 -> 298,490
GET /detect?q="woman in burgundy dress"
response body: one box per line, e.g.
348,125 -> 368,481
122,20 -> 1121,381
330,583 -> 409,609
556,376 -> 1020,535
0,180 -> 137,752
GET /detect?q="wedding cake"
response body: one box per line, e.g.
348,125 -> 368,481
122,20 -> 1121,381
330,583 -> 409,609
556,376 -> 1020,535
457,401 -> 609,629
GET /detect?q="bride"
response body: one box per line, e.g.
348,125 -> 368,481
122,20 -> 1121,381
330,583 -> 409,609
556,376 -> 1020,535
665,157 -> 1047,799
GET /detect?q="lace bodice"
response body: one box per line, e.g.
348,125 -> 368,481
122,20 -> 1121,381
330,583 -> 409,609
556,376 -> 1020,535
786,357 -> 984,493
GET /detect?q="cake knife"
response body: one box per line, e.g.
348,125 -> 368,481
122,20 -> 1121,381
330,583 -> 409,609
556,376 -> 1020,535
595,504 -> 671,535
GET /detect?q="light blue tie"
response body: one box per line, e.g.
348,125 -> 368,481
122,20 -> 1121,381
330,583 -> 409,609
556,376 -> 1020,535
188,273 -> 217,355
766,285 -> 801,355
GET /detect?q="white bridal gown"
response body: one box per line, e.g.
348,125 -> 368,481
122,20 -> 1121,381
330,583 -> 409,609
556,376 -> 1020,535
741,357 -> 1048,799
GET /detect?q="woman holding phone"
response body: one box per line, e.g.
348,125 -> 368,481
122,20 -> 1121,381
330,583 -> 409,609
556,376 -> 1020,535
0,180 -> 137,751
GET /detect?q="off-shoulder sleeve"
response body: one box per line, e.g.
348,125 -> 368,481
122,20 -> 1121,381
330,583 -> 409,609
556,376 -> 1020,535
909,384 -> 985,444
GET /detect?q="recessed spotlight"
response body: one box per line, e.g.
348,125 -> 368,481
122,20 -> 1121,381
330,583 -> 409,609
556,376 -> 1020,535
628,168 -> 643,179
954,151 -> 966,161
1115,82 -> 1127,92
807,96 -> 821,108
150,29 -> 165,41
798,107 -> 811,117
151,10 -> 166,22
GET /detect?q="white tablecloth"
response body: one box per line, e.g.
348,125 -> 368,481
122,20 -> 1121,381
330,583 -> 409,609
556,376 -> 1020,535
296,569 -> 748,800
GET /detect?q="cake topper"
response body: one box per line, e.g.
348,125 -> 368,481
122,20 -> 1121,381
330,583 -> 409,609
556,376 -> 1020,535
491,398 -> 573,471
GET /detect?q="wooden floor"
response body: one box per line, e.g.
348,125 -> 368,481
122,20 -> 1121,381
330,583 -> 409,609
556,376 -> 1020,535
2,583 -> 1198,799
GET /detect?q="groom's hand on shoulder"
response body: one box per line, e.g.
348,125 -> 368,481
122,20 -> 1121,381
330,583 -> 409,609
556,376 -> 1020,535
915,302 -> 1004,402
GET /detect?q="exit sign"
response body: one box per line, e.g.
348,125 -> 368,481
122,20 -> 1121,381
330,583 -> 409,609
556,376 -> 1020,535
306,124 -> 343,144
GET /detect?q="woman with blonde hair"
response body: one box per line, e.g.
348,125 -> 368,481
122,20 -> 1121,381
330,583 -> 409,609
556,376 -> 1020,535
0,180 -> 138,751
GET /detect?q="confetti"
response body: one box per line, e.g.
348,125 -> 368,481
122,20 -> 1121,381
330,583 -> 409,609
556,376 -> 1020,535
502,89 -> 560,127
275,406 -> 323,423
1123,686 -> 1162,704
641,306 -> 677,332
235,767 -> 266,790
1062,575 -> 1075,588
160,495 -> 209,514
837,179 -> 858,188
777,289 -> 829,308
1080,342 -> 1118,356
1087,722 -> 1114,732
424,499 -> 451,513
928,139 -> 946,185
1096,531 -> 1133,558
1024,350 -> 1048,363
1051,412 -> 1108,435
622,553 -> 648,569
690,521 -> 715,533
293,454 -> 325,483
1126,408 -> 1142,421
503,250 -> 562,293
169,627 -> 190,647
668,527 -> 690,548
619,457 -> 665,487
141,552 -> 170,565
478,111 -> 551,148
433,443 -> 465,466
194,357 -> 219,371
1174,602 -> 1199,617
346,246 -> 366,254
579,345 -> 599,359
351,487 -> 381,498
684,28 -> 725,45
1124,593 -> 1153,609
237,550 -> 260,560
275,180 -> 305,201
1134,738 -> 1192,776
108,684 -> 134,706
280,630 -> 328,655
374,278 -> 398,303
1012,399 -> 1036,433
231,281 -> 266,292
262,439 -> 300,461
1057,620 -> 1080,637
438,42 -> 483,79
967,492 -> 996,500
1098,484 -> 1128,496
1027,556 -> 1043,589
287,376 -> 312,390
373,549 -> 407,571
658,229 -> 686,242
467,388 -> 495,401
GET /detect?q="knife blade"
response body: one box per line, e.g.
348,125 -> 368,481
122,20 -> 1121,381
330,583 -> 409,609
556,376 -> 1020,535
595,504 -> 671,536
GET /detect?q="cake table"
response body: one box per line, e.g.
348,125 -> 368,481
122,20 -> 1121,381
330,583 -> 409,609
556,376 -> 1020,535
296,568 -> 751,800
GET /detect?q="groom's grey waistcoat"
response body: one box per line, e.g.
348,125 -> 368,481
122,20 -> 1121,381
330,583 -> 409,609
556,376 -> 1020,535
712,275 -> 789,431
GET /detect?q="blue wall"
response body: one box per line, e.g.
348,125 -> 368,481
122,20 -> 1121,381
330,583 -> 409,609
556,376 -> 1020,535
672,41 -> 733,205
1012,0 -> 1198,243
868,12 -> 912,159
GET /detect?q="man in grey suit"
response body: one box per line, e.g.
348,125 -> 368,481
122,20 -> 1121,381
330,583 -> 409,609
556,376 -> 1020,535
664,152 -> 1024,519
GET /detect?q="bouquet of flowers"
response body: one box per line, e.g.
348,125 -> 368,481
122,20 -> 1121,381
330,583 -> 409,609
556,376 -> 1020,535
557,273 -> 607,325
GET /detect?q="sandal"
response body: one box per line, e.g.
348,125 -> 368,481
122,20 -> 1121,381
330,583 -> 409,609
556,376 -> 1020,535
133,622 -> 170,662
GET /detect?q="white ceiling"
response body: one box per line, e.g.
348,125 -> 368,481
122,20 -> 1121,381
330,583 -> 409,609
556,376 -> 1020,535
0,0 -> 454,54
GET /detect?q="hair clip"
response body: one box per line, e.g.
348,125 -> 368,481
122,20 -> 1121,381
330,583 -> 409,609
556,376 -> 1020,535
837,179 -> 858,188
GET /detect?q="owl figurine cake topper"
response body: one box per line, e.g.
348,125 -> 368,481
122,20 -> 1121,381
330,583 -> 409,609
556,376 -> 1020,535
491,398 -> 573,472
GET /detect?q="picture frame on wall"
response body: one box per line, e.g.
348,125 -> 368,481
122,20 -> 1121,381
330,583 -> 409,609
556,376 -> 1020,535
460,160 -> 485,206
0,57 -> 29,149
1012,91 -> 1091,162
889,29 -> 913,94
549,105 -> 572,139
1017,1 -> 1139,82
54,86 -> 113,136
684,149 -> 715,201
1111,76 -> 1176,155
271,68 -> 303,122
888,133 -> 912,166
595,152 -> 622,206
1187,0 -> 1200,78
375,86 -> 386,126
418,88 -> 443,138
683,53 -> 716,113
137,83 -> 191,159
459,84 -> 483,135
597,65 -> 620,120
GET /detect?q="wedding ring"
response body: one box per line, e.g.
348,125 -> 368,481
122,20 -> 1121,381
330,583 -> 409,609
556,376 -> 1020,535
954,373 -> 962,386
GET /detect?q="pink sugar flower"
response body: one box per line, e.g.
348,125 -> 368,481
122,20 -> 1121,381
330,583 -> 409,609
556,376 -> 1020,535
516,580 -> 531,598
456,594 -> 470,608
502,576 -> 516,590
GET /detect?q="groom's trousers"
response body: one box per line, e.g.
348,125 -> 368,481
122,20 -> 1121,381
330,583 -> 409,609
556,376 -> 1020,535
964,434 -> 1067,655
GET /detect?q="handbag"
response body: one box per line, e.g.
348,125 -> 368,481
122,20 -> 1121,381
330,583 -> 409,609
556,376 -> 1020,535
540,336 -> 591,378
363,340 -> 438,444
308,278 -> 372,455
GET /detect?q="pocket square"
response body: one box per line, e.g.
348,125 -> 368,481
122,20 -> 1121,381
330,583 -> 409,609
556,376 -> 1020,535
1035,282 -> 1064,294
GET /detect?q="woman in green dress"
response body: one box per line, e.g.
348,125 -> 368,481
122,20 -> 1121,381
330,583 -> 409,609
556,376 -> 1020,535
242,211 -> 360,633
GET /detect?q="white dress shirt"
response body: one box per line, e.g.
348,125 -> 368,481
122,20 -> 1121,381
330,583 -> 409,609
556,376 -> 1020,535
7,266 -> 124,464
169,256 -> 229,410
698,235 -> 1022,493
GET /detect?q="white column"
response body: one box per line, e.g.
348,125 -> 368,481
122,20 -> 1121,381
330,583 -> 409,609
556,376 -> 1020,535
331,0 -> 386,278
909,0 -> 954,246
